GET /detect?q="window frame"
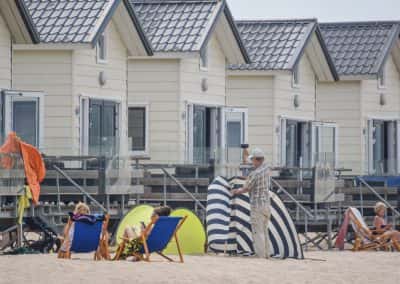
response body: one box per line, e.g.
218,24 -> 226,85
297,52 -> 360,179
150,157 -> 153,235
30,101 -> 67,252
4,91 -> 45,150
291,64 -> 300,88
128,103 -> 149,156
199,46 -> 208,71
96,32 -> 108,64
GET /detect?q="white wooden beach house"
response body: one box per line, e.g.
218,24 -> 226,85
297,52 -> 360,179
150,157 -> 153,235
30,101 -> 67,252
128,0 -> 250,164
227,19 -> 339,169
319,22 -> 400,175
0,0 -> 39,141
10,0 -> 153,156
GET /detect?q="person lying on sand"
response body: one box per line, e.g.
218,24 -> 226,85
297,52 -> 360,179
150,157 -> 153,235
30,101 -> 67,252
373,202 -> 400,250
59,202 -> 90,252
120,206 -> 172,261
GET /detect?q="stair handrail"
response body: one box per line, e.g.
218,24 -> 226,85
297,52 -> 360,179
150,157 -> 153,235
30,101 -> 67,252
160,167 -> 206,211
271,178 -> 314,219
357,176 -> 400,218
53,165 -> 107,213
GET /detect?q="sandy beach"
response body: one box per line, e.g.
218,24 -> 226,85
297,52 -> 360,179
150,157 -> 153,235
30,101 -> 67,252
0,251 -> 399,284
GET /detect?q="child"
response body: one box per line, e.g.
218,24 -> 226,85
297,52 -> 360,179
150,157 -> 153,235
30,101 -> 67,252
373,202 -> 400,250
119,206 -> 172,260
59,202 -> 90,252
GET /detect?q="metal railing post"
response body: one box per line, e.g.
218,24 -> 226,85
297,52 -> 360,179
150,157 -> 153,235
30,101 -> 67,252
358,177 -> 400,218
53,165 -> 107,212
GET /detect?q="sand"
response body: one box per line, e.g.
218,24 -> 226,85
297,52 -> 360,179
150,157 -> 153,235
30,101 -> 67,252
0,251 -> 399,284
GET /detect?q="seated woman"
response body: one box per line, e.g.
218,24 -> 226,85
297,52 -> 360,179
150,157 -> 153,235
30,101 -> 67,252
373,202 -> 400,250
59,202 -> 90,252
118,206 -> 172,260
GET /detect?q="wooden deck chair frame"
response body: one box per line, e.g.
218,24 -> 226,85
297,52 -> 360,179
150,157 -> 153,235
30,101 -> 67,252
58,214 -> 111,260
348,209 -> 393,251
114,216 -> 187,263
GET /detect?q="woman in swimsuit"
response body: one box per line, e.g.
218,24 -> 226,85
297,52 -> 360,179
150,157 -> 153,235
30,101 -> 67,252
373,202 -> 400,250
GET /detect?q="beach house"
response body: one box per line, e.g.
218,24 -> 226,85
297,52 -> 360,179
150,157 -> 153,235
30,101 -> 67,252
227,19 -> 338,169
0,0 -> 39,140
10,0 -> 153,156
319,22 -> 400,175
127,0 -> 250,164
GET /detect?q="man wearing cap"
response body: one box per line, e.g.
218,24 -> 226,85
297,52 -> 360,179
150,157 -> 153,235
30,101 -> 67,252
232,148 -> 271,258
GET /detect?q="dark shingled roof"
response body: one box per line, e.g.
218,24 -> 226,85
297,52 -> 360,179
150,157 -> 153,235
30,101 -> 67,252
230,19 -> 317,71
130,0 -> 250,63
320,22 -> 400,76
21,0 -> 153,54
23,0 -> 113,43
130,0 -> 218,52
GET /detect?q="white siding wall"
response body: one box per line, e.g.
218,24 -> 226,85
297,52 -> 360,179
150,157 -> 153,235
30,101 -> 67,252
180,36 -> 227,161
360,54 -> 400,173
227,75 -> 274,160
13,50 -> 74,155
273,54 -> 317,165
0,14 -> 11,89
227,54 -> 318,166
317,81 -> 362,174
128,35 -> 227,163
127,59 -> 181,163
72,21 -> 128,155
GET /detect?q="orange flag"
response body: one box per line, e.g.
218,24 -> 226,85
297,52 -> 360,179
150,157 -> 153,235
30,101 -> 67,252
0,132 -> 46,204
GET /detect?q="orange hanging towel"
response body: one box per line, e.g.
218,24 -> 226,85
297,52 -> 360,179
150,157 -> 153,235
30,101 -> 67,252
0,132 -> 46,204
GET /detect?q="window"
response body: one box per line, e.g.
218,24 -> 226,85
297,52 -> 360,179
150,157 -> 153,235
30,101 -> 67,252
97,32 -> 107,63
199,46 -> 208,70
4,92 -> 44,148
128,107 -> 147,153
378,68 -> 385,88
292,64 -> 300,87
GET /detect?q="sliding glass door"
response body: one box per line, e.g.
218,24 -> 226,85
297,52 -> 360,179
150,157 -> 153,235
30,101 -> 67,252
281,119 -> 312,168
368,119 -> 398,175
88,99 -> 118,157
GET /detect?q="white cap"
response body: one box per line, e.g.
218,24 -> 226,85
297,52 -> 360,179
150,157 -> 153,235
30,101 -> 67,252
248,148 -> 265,160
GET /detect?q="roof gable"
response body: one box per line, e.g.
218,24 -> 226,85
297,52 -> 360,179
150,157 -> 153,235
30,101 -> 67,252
230,19 -> 338,80
320,21 -> 400,78
132,0 -> 216,52
21,0 -> 152,54
231,19 -> 315,71
130,0 -> 249,63
0,0 -> 39,43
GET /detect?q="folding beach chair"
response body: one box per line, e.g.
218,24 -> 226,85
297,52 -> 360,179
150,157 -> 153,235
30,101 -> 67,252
58,214 -> 110,260
115,216 -> 187,262
347,207 -> 393,251
141,216 -> 187,262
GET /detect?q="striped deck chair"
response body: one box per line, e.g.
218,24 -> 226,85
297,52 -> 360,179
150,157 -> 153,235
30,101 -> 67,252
137,216 -> 187,262
347,207 -> 393,251
58,214 -> 110,260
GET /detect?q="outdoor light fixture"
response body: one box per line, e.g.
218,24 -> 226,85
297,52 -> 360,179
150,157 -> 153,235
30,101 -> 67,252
201,78 -> 208,92
99,71 -> 107,86
379,93 -> 386,106
293,94 -> 300,108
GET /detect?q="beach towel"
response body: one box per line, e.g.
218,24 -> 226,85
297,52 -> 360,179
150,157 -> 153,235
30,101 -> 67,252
206,176 -> 304,259
335,209 -> 350,250
0,132 -> 46,204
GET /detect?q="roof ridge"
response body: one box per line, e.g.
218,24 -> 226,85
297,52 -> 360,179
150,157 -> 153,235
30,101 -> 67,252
131,0 -> 217,3
236,18 -> 317,24
320,20 -> 400,27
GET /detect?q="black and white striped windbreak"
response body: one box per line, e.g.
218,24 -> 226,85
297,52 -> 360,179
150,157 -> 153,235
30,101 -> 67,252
206,176 -> 304,259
